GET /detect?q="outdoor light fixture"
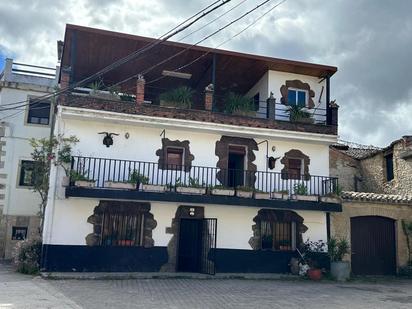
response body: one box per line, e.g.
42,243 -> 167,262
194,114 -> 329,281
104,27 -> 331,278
161,70 -> 192,79
98,132 -> 119,148
189,208 -> 195,216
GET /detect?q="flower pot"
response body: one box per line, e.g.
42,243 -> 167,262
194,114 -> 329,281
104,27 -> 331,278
105,181 -> 136,190
292,194 -> 318,202
176,186 -> 206,195
118,240 -> 134,246
272,192 -> 289,200
320,196 -> 341,204
75,180 -> 95,188
211,188 -> 235,196
307,268 -> 322,281
254,192 -> 270,200
142,184 -> 167,192
330,261 -> 350,281
236,190 -> 253,198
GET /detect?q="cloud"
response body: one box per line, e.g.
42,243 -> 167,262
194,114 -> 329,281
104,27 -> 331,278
0,0 -> 410,147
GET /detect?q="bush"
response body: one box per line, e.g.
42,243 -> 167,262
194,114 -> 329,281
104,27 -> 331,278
12,239 -> 42,274
328,237 -> 350,262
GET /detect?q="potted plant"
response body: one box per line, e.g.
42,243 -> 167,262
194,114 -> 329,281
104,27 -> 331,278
272,189 -> 289,200
118,230 -> 135,246
88,80 -> 120,100
159,86 -> 194,109
279,239 -> 292,251
236,186 -> 254,198
254,189 -> 270,200
328,237 -> 351,281
210,185 -> 235,196
320,184 -> 342,203
223,92 -> 255,117
288,105 -> 314,124
175,177 -> 206,195
70,170 -> 95,188
291,183 -> 318,201
129,170 -> 149,190
300,239 -> 327,281
141,176 -> 167,192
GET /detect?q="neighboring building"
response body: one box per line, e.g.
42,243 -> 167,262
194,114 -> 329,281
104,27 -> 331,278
42,25 -> 341,273
0,59 -> 58,258
330,138 -> 412,275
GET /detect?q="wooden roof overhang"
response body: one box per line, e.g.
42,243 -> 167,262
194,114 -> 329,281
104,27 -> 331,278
61,24 -> 337,99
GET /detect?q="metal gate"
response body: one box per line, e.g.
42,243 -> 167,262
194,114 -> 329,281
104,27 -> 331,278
177,218 -> 217,275
351,216 -> 396,275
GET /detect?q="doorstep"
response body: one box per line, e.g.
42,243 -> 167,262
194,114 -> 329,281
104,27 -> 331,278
40,271 -> 297,280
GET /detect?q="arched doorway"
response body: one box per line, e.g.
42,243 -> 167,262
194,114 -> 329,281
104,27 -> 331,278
351,216 -> 396,275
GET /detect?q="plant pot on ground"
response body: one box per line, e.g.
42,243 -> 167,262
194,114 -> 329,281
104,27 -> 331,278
328,237 -> 351,281
236,186 -> 254,198
300,239 -> 327,281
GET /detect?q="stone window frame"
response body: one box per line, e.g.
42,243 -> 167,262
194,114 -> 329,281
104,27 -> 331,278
280,80 -> 315,109
156,138 -> 194,173
281,149 -> 311,181
249,209 -> 307,251
86,200 -> 157,247
215,136 -> 258,187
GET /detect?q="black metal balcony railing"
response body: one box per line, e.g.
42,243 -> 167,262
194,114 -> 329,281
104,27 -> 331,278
70,156 -> 338,197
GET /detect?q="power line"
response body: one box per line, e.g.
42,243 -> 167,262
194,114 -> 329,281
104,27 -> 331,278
147,0 -> 288,86
110,0 -> 274,89
0,0 -> 231,112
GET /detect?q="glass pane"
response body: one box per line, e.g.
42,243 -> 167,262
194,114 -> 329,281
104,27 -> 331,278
297,91 -> 306,107
287,90 -> 296,105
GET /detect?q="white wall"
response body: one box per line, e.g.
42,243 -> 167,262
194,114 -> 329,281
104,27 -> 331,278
44,198 -> 328,249
246,70 -> 327,123
0,86 -> 53,216
61,117 -> 330,179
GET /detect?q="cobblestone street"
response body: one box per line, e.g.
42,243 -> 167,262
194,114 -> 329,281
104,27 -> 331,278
1,264 -> 411,308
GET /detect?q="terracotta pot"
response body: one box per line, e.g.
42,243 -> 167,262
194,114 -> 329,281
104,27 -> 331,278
307,268 -> 322,281
118,240 -> 134,246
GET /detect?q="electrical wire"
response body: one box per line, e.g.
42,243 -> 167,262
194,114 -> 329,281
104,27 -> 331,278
0,0 -> 231,112
110,0 -> 274,89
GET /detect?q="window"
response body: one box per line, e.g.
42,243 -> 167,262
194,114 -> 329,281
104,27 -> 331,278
166,147 -> 184,168
12,226 -> 28,240
287,88 -> 307,107
19,160 -> 35,186
288,158 -> 302,180
101,212 -> 145,246
260,221 -> 296,251
253,93 -> 260,111
385,153 -> 394,181
27,98 -> 51,125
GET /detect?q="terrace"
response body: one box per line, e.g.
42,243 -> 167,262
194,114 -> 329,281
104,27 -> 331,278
66,156 -> 341,212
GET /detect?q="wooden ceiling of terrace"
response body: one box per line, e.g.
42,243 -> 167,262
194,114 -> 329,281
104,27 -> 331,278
62,25 -> 337,98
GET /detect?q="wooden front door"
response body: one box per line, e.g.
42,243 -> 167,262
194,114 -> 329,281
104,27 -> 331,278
351,216 -> 396,275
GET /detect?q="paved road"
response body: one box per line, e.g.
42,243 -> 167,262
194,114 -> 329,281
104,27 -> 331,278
1,263 -> 411,308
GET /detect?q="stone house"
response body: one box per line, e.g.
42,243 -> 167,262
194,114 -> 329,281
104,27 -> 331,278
330,137 -> 412,275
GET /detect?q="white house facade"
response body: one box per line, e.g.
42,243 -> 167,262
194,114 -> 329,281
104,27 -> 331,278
41,25 -> 340,274
0,59 -> 58,258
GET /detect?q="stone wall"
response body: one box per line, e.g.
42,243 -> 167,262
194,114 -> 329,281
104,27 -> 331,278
1,215 -> 41,259
329,147 -> 361,191
330,201 -> 412,269
360,140 -> 412,195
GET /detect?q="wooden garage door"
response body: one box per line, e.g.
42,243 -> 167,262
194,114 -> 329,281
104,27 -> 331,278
351,216 -> 396,275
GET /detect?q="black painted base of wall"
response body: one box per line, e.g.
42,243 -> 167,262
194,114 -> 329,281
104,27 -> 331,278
41,245 -> 329,273
41,245 -> 168,272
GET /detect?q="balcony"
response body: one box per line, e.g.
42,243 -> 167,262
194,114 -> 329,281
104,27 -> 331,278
66,156 -> 341,212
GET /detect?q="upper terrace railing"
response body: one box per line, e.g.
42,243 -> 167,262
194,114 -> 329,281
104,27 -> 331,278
12,62 -> 56,78
70,156 -> 338,197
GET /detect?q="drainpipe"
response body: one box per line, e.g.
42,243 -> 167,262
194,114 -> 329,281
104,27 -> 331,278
326,75 -> 331,125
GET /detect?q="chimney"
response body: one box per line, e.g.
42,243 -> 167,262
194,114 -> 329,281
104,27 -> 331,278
60,67 -> 71,90
266,92 -> 276,120
136,75 -> 145,105
204,83 -> 214,111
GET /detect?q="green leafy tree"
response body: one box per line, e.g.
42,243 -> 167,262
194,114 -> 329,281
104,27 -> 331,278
29,135 -> 79,232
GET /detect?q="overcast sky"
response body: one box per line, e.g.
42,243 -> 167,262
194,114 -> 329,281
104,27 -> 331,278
1,0 -> 411,147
